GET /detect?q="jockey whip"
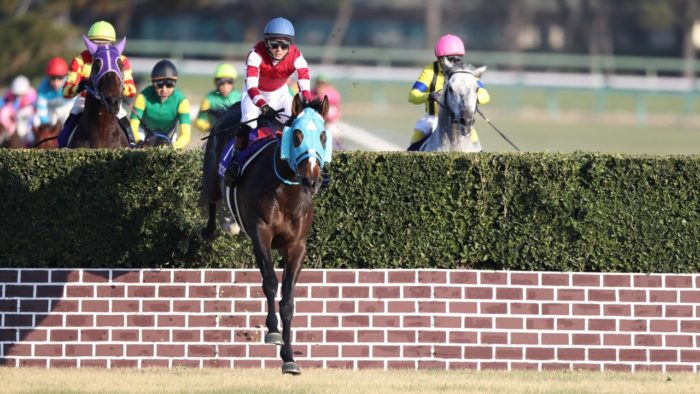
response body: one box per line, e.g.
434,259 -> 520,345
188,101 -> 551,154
476,108 -> 521,152
201,108 -> 286,141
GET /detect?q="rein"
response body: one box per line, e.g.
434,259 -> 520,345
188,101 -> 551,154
273,144 -> 301,186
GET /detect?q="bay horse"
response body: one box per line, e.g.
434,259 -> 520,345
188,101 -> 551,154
416,63 -> 487,152
201,94 -> 331,375
32,122 -> 61,149
68,35 -> 129,148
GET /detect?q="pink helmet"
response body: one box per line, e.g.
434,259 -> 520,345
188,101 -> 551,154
434,34 -> 465,57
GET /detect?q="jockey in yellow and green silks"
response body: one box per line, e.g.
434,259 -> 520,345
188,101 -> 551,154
408,34 -> 490,144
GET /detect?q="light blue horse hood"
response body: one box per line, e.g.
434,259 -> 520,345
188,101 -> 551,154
280,108 -> 332,167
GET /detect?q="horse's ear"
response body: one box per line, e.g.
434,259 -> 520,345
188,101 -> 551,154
474,65 -> 487,78
115,37 -> 126,55
291,93 -> 303,117
320,95 -> 329,119
82,35 -> 97,55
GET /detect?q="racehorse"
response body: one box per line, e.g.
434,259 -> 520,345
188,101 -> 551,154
417,63 -> 487,152
201,94 -> 331,375
32,122 -> 61,149
67,36 -> 129,148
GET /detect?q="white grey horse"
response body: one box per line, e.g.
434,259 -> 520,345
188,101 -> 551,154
420,63 -> 487,152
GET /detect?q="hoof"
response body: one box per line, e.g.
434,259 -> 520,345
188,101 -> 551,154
199,227 -> 218,242
265,332 -> 284,345
282,362 -> 301,375
221,217 -> 240,235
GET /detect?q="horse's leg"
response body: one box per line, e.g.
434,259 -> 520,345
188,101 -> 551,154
278,242 -> 305,375
201,203 -> 218,241
251,230 -> 282,345
200,136 -> 223,241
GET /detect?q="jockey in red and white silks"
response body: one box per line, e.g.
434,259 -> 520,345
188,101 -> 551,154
241,17 -> 312,129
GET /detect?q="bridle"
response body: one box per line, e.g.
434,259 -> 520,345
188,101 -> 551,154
86,45 -> 124,107
436,68 -> 478,135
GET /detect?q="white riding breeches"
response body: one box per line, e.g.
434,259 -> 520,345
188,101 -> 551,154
240,84 -> 292,129
414,114 -> 438,136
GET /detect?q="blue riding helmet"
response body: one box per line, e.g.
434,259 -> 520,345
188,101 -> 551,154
263,17 -> 295,40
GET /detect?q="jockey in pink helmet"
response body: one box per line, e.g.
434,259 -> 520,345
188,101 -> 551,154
407,34 -> 490,146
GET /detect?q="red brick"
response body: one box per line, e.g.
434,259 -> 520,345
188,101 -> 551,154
94,285 -> 123,298
481,332 -> 508,344
542,303 -> 569,315
635,364 -> 663,372
50,329 -> 78,341
650,349 -> 678,362
20,270 -> 49,283
310,315 -> 338,327
495,287 -> 522,300
359,300 -> 384,313
326,270 -> 356,283
480,362 -> 508,370
173,329 -> 201,342
464,346 -> 493,359
50,270 -> 80,283
481,272 -> 507,285
0,270 -> 19,283
357,360 -> 384,369
35,285 -> 63,298
496,317 -> 522,329
95,344 -> 123,357
326,360 -> 353,369
405,316 -> 431,328
588,290 -> 616,302
111,300 -> 138,312
234,300 -> 262,313
619,290 -> 646,302
418,360 -> 447,369
557,318 -> 585,331
127,315 -> 155,327
203,300 -> 230,313
297,270 -> 323,283
434,316 -> 461,328
157,344 -> 185,357
526,288 -> 554,301
649,320 -> 677,332
542,362 -> 571,371
665,305 -> 693,317
327,301 -> 355,313
342,286 -> 369,298
558,348 -> 586,361
203,270 -> 230,283
419,270 -> 447,284
64,344 -> 92,357
388,271 -> 415,283
527,318 -> 554,330
557,289 -> 585,301
588,348 -> 617,361
510,272 -> 538,285
6,285 -> 33,297
434,345 -> 462,358
326,330 -> 354,342
466,287 -> 493,299
634,305 -> 662,317
680,350 -> 700,362
372,345 -> 400,357
680,290 -> 700,303
481,302 -> 508,314
666,364 -> 695,372
465,317 -> 492,329
387,330 -> 416,343
112,329 -> 139,341
295,329 -> 322,342
434,286 -> 462,299
619,319 -> 647,332
65,314 -> 93,327
357,330 -> 384,342
342,315 -> 369,327
573,333 -> 600,345
174,270 -> 202,283
541,333 -> 569,345
295,300 -> 322,313
510,333 -> 538,345
573,363 -> 602,371
542,273 -> 569,286
511,362 -> 539,370
373,286 -> 400,298
666,335 -> 693,347
218,285 -> 247,298
635,334 -> 662,346
450,271 -> 477,284
373,315 -> 400,327
112,271 -> 141,283
418,301 -> 446,313
19,328 -> 46,341
681,320 -> 700,333
50,359 -> 78,368
189,315 -> 217,327
526,347 -> 554,360
619,349 -> 647,362
4,343 -> 31,356
603,333 -> 631,346
142,271 -> 171,283
572,274 -> 600,287
588,319 -> 616,331
33,314 -> 61,328
127,286 -> 156,298
125,344 -> 153,357
342,345 -> 369,357
141,360 -> 169,368
358,271 -> 385,283
511,303 -> 539,315
35,344 -> 62,356
187,345 -> 216,357
449,331 -> 477,344
495,347 -> 522,359
449,301 -> 477,314
649,290 -> 676,303
81,300 -> 108,313
603,274 -> 631,287
19,299 -> 48,312
173,300 -> 200,313
5,314 -> 32,327
665,276 -> 693,288
405,286 -> 431,298
603,304 -> 630,316
189,285 -> 217,298
572,303 -> 600,316
633,274 -> 662,288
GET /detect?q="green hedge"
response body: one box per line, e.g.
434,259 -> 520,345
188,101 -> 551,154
0,149 -> 698,272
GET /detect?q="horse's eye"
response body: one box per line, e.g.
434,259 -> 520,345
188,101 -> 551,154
320,130 -> 327,147
293,129 -> 303,148
93,59 -> 102,73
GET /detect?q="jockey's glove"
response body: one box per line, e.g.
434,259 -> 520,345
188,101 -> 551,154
260,104 -> 277,120
428,90 -> 442,102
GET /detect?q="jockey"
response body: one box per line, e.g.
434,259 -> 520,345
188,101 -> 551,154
195,63 -> 242,133
0,75 -> 37,145
35,57 -> 74,126
225,17 -> 312,186
408,34 -> 490,145
129,59 -> 191,149
58,20 -> 137,147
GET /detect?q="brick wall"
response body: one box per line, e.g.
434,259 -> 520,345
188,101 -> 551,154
1,269 -> 699,371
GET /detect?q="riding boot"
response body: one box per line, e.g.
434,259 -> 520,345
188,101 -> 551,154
118,116 -> 136,147
224,126 -> 251,188
58,112 -> 81,148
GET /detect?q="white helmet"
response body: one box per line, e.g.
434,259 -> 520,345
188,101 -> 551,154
11,75 -> 31,96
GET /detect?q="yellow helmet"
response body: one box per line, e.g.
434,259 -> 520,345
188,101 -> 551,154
87,21 -> 116,43
214,63 -> 237,80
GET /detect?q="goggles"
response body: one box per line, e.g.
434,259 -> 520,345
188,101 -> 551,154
49,76 -> 66,81
154,79 -> 176,89
216,78 -> 234,86
443,56 -> 463,64
267,40 -> 290,50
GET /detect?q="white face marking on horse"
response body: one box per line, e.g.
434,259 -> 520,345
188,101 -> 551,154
308,156 -> 318,173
